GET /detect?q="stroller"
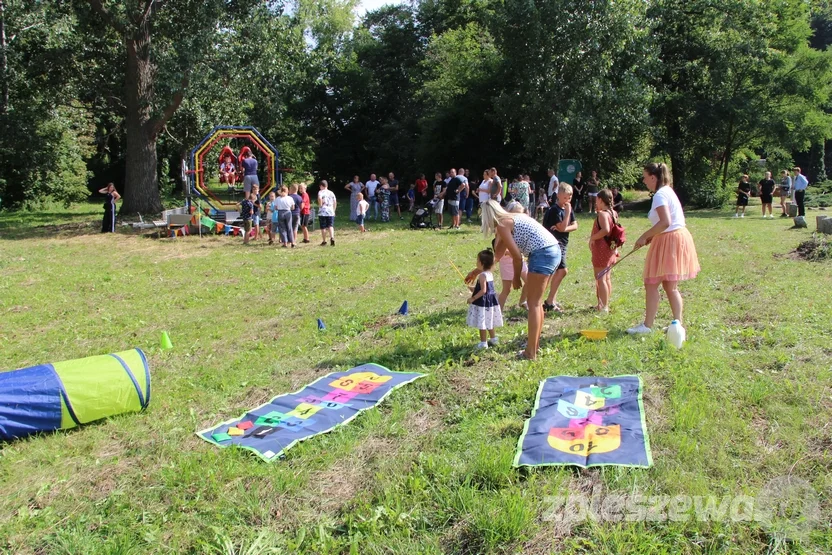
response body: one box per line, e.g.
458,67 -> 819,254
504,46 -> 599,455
410,198 -> 439,229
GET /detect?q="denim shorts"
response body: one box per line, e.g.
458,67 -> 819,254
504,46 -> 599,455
356,214 -> 365,226
319,216 -> 334,229
527,244 -> 561,276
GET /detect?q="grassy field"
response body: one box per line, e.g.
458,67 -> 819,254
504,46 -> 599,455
0,198 -> 830,554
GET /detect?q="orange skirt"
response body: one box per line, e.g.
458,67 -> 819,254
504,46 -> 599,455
643,228 -> 700,284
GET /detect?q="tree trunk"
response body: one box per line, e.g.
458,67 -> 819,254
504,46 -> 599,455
0,0 -> 8,114
121,28 -> 163,215
669,148 -> 687,206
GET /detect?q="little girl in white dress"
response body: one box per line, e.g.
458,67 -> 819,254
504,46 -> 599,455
466,249 -> 504,349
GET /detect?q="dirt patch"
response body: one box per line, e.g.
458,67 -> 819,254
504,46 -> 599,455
788,236 -> 832,261
305,437 -> 398,514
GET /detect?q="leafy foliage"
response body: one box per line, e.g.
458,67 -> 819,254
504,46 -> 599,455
2,0 -> 832,208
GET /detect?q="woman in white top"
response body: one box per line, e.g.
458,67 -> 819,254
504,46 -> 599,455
627,163 -> 700,335
480,200 -> 561,360
477,170 -> 492,208
271,187 -> 296,248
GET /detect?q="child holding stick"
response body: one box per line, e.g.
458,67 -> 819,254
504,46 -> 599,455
466,249 -> 503,349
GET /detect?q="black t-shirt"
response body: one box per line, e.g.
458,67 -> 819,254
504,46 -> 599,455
433,180 -> 444,198
444,177 -> 462,201
613,192 -> 623,209
759,179 -> 775,196
738,181 -> 751,197
543,203 -> 575,246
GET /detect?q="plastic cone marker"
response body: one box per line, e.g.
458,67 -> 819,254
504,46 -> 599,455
398,301 -> 409,315
317,319 -> 326,330
160,331 -> 173,350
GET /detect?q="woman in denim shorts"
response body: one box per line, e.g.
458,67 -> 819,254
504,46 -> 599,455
481,200 -> 561,360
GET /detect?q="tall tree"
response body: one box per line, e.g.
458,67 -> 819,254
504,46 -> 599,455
650,0 -> 832,205
486,0 -> 652,176
80,0 -> 262,214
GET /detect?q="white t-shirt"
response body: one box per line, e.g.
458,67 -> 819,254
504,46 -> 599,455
648,186 -> 685,232
548,175 -> 559,198
274,196 -> 295,211
478,179 -> 491,203
366,180 -> 379,197
357,199 -> 369,216
318,189 -> 337,217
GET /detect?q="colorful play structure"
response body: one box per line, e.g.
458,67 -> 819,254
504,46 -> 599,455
186,125 -> 279,214
0,349 -> 150,441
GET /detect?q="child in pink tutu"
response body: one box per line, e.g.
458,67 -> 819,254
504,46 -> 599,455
628,162 -> 700,335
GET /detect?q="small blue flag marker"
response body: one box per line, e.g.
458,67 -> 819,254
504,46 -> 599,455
317,318 -> 326,330
398,301 -> 409,316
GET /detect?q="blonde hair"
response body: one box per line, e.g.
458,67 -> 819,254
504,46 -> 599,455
289,184 -> 298,193
559,183 -> 573,195
507,201 -> 524,213
481,200 -> 514,237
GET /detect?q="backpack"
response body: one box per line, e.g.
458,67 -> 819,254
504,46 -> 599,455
598,210 -> 626,249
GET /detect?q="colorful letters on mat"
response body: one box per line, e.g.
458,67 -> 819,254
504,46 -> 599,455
197,364 -> 424,462
514,376 -> 652,468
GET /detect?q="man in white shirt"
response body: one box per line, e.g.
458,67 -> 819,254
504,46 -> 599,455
317,180 -> 338,246
365,173 -> 380,220
547,168 -> 559,201
792,166 -> 809,217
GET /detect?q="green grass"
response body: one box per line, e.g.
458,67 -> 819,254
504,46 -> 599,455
1,199 -> 831,554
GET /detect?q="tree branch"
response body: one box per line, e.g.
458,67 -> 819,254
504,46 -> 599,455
88,0 -> 128,35
148,72 -> 189,138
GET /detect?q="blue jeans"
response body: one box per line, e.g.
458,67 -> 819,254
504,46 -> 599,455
527,244 -> 561,276
369,198 -> 379,219
465,196 -> 474,219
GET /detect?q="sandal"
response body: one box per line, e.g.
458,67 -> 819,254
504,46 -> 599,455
543,302 -> 555,312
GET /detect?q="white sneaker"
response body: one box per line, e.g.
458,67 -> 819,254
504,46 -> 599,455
488,337 -> 499,346
475,341 -> 489,350
626,323 -> 653,335
733,214 -> 739,218
740,213 -> 744,218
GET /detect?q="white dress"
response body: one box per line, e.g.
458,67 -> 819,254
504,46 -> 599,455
466,271 -> 504,330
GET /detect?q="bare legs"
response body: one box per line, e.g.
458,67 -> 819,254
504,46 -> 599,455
524,272 -> 552,360
546,268 -> 567,306
643,280 -> 682,329
593,267 -> 611,311
663,280 -> 683,322
499,280 -> 512,311
500,279 -> 528,310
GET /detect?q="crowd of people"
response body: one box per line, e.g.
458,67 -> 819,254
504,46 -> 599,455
735,167 -> 809,218
465,163 -> 699,359
99,160 -> 702,357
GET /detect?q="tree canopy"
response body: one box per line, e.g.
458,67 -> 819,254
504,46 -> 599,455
1,0 -> 831,211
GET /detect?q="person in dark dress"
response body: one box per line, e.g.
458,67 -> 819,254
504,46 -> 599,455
572,172 -> 584,212
757,171 -> 776,218
98,183 -> 120,233
735,175 -> 752,218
